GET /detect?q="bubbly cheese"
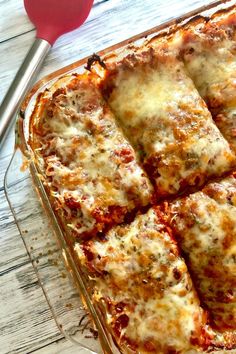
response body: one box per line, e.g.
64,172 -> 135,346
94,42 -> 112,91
169,175 -> 236,331
214,108 -> 236,156
102,49 -> 235,196
29,74 -> 154,237
29,7 -> 236,352
75,208 -> 209,353
177,12 -> 236,153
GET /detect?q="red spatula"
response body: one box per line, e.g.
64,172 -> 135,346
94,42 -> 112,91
0,0 -> 94,148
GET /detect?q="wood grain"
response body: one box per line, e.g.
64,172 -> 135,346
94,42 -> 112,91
0,0 -> 227,353
0,0 -> 108,43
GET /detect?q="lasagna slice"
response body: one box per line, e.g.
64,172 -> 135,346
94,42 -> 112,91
168,174 -> 236,334
178,8 -> 236,153
29,73 -> 154,239
75,208 -> 211,353
101,48 -> 235,197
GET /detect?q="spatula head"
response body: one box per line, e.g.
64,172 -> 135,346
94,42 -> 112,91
24,0 -> 94,45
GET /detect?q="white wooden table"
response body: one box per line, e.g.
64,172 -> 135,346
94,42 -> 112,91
0,1 -> 218,353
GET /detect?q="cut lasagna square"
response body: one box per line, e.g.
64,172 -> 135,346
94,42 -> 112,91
75,207 -> 210,353
101,48 -> 235,197
178,9 -> 236,154
168,174 -> 236,334
29,74 -> 154,238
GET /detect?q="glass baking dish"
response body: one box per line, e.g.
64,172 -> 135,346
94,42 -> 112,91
4,0 -> 236,353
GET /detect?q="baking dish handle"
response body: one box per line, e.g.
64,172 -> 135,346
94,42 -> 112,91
0,38 -> 51,149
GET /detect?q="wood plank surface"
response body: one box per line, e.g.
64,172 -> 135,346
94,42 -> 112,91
0,1 -> 229,353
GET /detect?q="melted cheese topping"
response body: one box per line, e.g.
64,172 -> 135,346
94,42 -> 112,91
215,108 -> 236,155
169,175 -> 236,331
75,208 -> 208,353
29,74 -> 154,237
102,49 -> 235,196
177,12 -> 236,153
29,7 -> 236,352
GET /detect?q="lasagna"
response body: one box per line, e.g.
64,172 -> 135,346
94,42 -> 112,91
101,48 -> 235,197
28,4 -> 236,353
177,8 -> 236,153
168,175 -> 236,335
29,73 -> 154,238
75,208 -> 211,353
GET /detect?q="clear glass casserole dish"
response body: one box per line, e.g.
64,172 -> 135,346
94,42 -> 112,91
4,1 -> 236,353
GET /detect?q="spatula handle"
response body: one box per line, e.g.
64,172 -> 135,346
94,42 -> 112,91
0,38 -> 51,148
